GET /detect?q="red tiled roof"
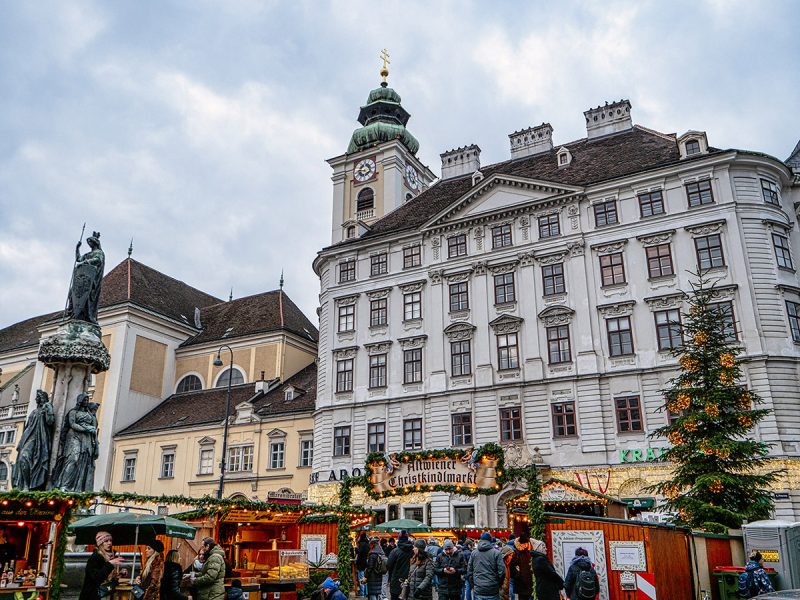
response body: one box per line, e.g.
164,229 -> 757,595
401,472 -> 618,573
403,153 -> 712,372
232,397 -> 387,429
349,126 -> 715,241
117,362 -> 317,435
181,290 -> 318,347
0,312 -> 61,354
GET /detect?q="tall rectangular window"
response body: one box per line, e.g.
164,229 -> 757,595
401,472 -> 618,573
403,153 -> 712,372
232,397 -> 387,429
403,245 -> 421,269
160,452 -> 175,479
370,252 -> 388,276
542,263 -> 566,296
655,309 -> 683,350
339,259 -> 356,283
599,253 -> 626,286
615,396 -> 643,432
336,359 -> 354,392
551,402 -> 576,438
449,282 -> 469,312
695,234 -> 725,270
404,291 -> 422,320
451,340 -> 472,376
546,325 -> 571,364
773,233 -> 794,270
333,426 -> 351,456
494,273 -> 516,304
686,179 -> 714,207
709,301 -> 737,342
538,214 -> 560,238
300,440 -> 313,467
761,179 -> 780,205
646,244 -> 674,278
123,456 -> 137,482
593,200 -> 618,227
269,442 -> 285,469
638,190 -> 665,217
370,298 -> 387,326
448,234 -> 468,258
500,407 -> 522,441
338,304 -> 355,332
367,422 -> 386,453
198,448 -> 214,475
786,301 -> 800,342
451,413 -> 473,446
492,224 -> 513,248
403,418 -> 423,449
369,354 -> 387,388
497,333 -> 519,370
607,316 -> 634,356
227,446 -> 254,472
403,348 -> 423,383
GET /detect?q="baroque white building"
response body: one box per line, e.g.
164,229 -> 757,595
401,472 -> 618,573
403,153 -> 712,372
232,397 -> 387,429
311,80 -> 800,526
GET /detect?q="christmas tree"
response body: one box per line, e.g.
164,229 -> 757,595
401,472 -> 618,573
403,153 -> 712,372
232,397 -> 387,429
648,275 -> 783,533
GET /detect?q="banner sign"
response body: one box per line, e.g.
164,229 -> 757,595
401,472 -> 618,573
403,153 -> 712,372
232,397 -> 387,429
364,444 -> 505,499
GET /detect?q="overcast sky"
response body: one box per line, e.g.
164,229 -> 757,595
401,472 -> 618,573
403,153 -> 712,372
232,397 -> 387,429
1,0 -> 798,329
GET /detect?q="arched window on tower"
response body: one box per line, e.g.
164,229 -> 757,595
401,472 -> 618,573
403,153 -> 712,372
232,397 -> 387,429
0,462 -> 8,486
356,188 -> 375,217
177,374 -> 203,393
216,368 -> 245,388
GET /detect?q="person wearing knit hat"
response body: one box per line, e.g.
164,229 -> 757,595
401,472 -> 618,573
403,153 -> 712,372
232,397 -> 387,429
434,539 -> 466,600
509,533 -> 533,600
530,539 -> 563,600
387,531 -> 414,600
137,540 -> 165,600
320,577 -> 347,600
467,530 -> 505,600
408,539 -> 434,600
78,532 -> 125,600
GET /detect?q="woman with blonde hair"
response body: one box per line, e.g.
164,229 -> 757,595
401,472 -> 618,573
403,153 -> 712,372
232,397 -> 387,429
136,540 -> 165,600
161,549 -> 189,600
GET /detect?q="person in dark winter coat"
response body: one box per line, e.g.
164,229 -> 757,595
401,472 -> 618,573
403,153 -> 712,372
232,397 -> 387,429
387,532 -> 414,600
530,540 -> 563,600
79,531 -> 126,600
365,538 -> 386,600
738,552 -> 775,598
467,532 -> 505,600
356,533 -> 371,596
321,577 -> 348,600
385,538 -> 396,557
434,540 -> 466,600
408,539 -> 435,600
161,550 -> 188,600
508,533 -> 533,600
564,548 -> 599,600
227,580 -> 245,600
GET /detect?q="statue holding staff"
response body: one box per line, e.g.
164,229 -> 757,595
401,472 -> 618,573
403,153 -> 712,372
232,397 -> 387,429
67,230 -> 105,324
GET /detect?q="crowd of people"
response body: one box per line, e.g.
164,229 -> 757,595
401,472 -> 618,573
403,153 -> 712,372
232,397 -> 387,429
349,530 -> 599,600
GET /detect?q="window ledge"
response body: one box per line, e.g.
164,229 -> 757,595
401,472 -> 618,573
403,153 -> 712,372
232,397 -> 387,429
450,375 -> 473,382
639,212 -> 666,220
494,301 -> 517,311
553,435 -> 579,442
601,283 -> 628,290
648,274 -> 676,283
268,468 -> 287,472
158,477 -> 175,481
335,391 -> 354,400
120,480 -> 136,484
616,430 -> 646,436
196,472 -> 214,477
699,266 -> 728,276
778,266 -> 796,274
369,324 -> 388,331
368,385 -> 388,391
449,309 -> 470,319
403,318 -> 424,325
687,202 -> 716,209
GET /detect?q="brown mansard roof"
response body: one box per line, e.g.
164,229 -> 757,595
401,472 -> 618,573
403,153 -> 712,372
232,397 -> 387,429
117,362 -> 317,435
356,126 -> 719,241
0,312 -> 61,354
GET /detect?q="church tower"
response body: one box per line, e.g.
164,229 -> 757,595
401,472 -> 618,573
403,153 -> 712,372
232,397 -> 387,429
327,51 -> 435,245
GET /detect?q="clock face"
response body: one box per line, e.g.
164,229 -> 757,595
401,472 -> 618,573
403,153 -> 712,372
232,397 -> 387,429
354,158 -> 377,182
405,164 -> 419,189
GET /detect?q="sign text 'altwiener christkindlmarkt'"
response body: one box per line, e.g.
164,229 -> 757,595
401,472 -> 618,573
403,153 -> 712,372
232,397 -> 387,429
365,445 -> 504,498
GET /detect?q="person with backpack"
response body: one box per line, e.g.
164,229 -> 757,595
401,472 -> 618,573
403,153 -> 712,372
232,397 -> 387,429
366,537 -> 388,600
387,531 -> 414,600
434,540 -> 466,600
356,533 -> 371,597
738,552 -> 774,598
564,548 -> 599,600
508,533 -> 534,600
530,540 -> 563,600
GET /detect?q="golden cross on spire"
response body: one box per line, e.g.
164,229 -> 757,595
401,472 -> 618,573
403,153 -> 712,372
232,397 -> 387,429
379,48 -> 390,83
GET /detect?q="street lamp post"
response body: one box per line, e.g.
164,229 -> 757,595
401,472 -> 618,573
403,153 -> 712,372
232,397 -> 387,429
214,345 -> 234,499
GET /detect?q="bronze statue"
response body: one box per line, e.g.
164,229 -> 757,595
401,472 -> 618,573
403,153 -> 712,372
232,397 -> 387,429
50,393 -> 99,492
67,231 -> 105,324
12,390 -> 55,490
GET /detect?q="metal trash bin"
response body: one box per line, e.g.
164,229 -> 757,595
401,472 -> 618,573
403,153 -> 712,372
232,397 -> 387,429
714,567 -> 779,599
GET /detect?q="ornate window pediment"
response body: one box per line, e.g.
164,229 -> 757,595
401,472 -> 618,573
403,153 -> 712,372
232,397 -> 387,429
489,314 -> 524,334
334,294 -> 359,306
597,300 -> 636,317
333,346 -> 359,359
591,239 -> 628,255
197,436 -> 216,446
534,250 -> 569,265
267,428 -> 287,439
444,322 -> 477,341
684,219 -> 726,237
537,306 -> 575,326
399,280 -> 426,293
644,293 -> 686,310
366,287 -> 392,300
364,340 -> 392,355
636,229 -> 675,247
398,335 -> 427,349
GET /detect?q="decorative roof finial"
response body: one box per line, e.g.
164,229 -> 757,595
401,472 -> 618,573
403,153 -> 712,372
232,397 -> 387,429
379,48 -> 390,86
229,288 -> 233,302
127,238 -> 133,258
279,269 -> 284,290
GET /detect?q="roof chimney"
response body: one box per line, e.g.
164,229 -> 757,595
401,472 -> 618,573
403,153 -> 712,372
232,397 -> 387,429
584,100 -> 632,139
255,371 -> 267,393
440,145 -> 481,180
509,123 -> 553,158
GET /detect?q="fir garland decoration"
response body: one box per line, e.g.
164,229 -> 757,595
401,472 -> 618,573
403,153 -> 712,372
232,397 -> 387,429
49,504 -> 72,600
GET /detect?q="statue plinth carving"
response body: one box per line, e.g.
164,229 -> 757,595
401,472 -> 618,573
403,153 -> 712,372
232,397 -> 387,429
15,229 -> 110,493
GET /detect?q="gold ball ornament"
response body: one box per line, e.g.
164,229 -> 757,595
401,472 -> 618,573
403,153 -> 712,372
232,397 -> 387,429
680,356 -> 700,372
684,419 -> 698,432
676,393 -> 691,410
705,403 -> 720,417
694,331 -> 709,346
709,479 -> 724,494
664,484 -> 681,499
720,354 -> 735,368
720,372 -> 734,385
738,414 -> 753,428
715,447 -> 730,459
668,430 -> 685,446
739,391 -> 752,409
700,442 -> 714,455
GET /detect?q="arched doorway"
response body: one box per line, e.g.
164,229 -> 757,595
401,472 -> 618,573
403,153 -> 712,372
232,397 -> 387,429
492,486 -> 526,529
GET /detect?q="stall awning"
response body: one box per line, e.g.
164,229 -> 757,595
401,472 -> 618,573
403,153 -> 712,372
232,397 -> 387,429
621,497 -> 655,509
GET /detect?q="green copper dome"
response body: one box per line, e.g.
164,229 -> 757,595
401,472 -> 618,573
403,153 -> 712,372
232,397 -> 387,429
348,82 -> 419,155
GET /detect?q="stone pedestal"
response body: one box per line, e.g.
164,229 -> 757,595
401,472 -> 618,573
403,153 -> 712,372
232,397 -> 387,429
37,320 -> 110,490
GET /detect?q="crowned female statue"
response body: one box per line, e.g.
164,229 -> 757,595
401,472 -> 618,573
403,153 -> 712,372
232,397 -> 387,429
67,231 -> 105,324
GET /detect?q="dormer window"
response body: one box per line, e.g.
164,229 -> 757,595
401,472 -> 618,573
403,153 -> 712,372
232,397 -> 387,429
346,226 -> 356,239
685,139 -> 701,156
556,147 -> 572,167
678,131 -> 709,159
559,154 -> 568,165
284,388 -> 294,401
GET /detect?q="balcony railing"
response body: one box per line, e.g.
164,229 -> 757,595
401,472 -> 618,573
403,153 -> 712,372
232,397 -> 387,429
356,208 -> 374,220
0,404 -> 28,420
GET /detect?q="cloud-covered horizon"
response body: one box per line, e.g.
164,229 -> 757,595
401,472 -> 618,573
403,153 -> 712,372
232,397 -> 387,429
2,0 -> 798,329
